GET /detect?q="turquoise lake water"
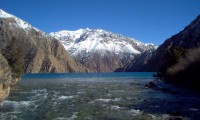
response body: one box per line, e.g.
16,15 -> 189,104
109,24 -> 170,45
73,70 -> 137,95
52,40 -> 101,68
0,72 -> 200,120
22,72 -> 155,79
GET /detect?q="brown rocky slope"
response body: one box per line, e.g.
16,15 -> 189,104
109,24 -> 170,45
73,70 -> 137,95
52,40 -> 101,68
0,10 -> 89,103
0,18 -> 89,73
0,54 -> 19,106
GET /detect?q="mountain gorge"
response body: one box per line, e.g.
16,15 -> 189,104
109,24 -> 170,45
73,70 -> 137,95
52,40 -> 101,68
50,29 -> 156,72
1,7 -> 199,104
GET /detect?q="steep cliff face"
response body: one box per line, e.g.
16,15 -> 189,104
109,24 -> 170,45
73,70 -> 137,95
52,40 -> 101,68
116,49 -> 156,72
77,51 -> 123,72
0,10 -> 89,73
0,54 -> 18,105
123,15 -> 200,72
144,15 -> 200,72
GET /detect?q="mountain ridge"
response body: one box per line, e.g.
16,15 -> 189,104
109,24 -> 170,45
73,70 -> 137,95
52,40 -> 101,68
0,9 -> 89,74
50,28 -> 156,72
0,9 -> 41,32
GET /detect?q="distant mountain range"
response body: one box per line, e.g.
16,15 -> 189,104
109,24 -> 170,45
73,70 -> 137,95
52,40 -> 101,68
50,29 -> 156,72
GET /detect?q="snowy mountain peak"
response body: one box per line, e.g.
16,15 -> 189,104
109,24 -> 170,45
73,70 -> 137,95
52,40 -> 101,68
50,28 -> 156,58
0,9 -> 39,31
0,9 -> 49,37
50,29 -> 85,42
50,28 -> 156,72
51,28 -> 137,43
0,9 -> 13,18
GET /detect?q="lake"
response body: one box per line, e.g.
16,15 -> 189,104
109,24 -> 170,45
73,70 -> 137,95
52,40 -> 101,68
0,72 -> 200,120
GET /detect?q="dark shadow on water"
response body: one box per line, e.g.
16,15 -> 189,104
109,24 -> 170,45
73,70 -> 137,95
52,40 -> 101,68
131,79 -> 200,120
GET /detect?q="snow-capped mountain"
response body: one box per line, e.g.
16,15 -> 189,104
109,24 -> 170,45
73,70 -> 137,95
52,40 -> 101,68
50,29 -> 156,72
0,9 -> 35,30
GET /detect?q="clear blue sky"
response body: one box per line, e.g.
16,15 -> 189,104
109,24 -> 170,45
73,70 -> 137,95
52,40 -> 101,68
1,0 -> 200,45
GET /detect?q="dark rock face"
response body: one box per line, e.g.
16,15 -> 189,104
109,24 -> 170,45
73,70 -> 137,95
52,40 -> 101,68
145,15 -> 200,72
76,51 -> 123,72
123,15 -> 200,72
0,18 -> 89,73
75,51 -> 136,72
163,47 -> 200,90
116,49 -> 156,72
121,15 -> 200,90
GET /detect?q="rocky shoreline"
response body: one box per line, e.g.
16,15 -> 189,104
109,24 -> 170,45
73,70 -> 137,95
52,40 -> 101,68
0,54 -> 19,106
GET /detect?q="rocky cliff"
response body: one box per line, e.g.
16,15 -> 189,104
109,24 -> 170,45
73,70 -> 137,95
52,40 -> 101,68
123,15 -> 200,72
0,54 -> 19,105
0,9 -> 90,104
0,9 -> 89,73
115,49 -> 156,72
145,15 -> 200,72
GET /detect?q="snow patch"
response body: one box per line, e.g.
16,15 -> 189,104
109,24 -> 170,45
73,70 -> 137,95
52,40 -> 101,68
0,9 -> 13,18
